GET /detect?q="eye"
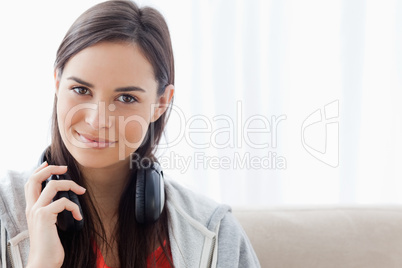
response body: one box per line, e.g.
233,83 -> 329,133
117,94 -> 137,104
72,87 -> 91,95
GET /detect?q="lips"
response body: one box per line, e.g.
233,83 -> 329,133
76,131 -> 117,148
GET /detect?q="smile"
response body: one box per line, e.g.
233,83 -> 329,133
76,131 -> 117,148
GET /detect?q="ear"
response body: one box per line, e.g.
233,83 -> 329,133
151,84 -> 175,123
54,70 -> 60,96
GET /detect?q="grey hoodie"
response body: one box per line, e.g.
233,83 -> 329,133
0,167 -> 261,268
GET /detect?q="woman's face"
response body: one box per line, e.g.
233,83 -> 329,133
56,42 -> 172,169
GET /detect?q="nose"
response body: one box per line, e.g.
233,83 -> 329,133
85,101 -> 113,130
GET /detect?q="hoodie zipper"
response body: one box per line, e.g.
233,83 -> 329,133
7,242 -> 14,268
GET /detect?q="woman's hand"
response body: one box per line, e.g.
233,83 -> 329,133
24,161 -> 86,268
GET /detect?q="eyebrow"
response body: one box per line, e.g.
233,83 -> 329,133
67,76 -> 146,93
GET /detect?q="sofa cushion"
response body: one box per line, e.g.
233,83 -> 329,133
233,206 -> 402,268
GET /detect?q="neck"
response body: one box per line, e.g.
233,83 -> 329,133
79,157 -> 131,218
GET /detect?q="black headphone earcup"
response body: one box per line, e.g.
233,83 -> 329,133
50,173 -> 84,232
135,169 -> 146,224
55,190 -> 84,232
54,190 -> 73,231
135,162 -> 165,224
67,190 -> 84,231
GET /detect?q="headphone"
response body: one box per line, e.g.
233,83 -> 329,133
39,146 -> 165,232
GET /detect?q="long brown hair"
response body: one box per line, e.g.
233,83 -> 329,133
49,0 -> 175,267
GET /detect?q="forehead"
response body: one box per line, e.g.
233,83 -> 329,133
61,42 -> 158,92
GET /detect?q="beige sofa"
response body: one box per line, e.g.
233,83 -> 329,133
233,205 -> 402,268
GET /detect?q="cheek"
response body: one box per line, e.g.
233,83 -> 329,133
57,94 -> 85,138
118,114 -> 150,146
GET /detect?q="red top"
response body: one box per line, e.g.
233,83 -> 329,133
93,240 -> 172,268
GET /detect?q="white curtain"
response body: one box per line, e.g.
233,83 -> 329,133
0,0 -> 401,207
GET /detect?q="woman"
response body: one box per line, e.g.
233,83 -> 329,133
0,1 -> 260,267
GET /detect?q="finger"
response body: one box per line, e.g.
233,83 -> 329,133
35,180 -> 86,208
33,161 -> 48,174
32,165 -> 68,184
25,165 -> 68,210
46,197 -> 83,221
35,198 -> 83,225
25,162 -> 49,207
